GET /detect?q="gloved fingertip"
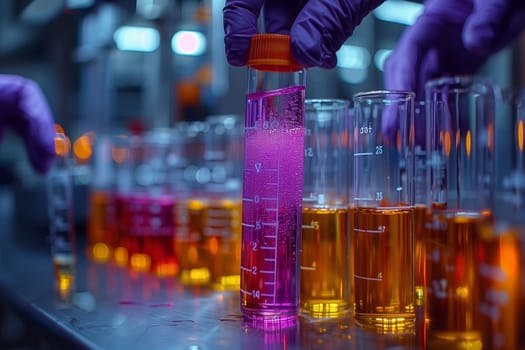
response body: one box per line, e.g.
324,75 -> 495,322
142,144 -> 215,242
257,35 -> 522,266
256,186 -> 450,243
26,131 -> 56,174
226,55 -> 248,67
224,36 -> 250,66
290,29 -> 337,69
462,24 -> 495,55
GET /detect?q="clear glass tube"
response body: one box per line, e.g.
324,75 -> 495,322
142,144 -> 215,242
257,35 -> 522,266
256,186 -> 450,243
475,87 -> 524,350
87,134 -> 118,263
47,132 -> 76,304
203,114 -> 244,291
240,34 -> 306,321
352,90 -> 416,332
301,99 -> 351,317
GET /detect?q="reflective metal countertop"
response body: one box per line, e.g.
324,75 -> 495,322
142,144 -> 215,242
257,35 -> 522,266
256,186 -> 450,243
0,191 -> 423,350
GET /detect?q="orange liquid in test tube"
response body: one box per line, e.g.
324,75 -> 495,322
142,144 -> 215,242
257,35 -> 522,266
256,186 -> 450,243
204,198 -> 242,291
477,225 -> 522,350
87,190 -> 117,263
425,211 -> 491,349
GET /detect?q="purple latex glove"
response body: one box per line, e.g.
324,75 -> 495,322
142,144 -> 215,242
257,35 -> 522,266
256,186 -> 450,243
223,0 -> 384,68
0,75 -> 56,174
384,0 -> 525,100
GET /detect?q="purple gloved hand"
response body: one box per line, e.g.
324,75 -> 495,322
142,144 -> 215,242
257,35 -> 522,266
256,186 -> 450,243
384,0 -> 525,100
223,0 -> 384,68
0,75 -> 56,174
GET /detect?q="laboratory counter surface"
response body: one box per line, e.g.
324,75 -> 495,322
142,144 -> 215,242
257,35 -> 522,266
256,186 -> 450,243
0,199 -> 424,350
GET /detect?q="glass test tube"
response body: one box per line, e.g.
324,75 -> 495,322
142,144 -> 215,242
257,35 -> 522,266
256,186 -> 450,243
352,90 -> 416,332
175,121 -> 212,286
425,76 -> 495,349
47,132 -> 76,303
112,134 -> 132,267
301,99 -> 351,317
413,101 -> 429,308
203,114 -> 243,291
475,88 -> 524,350
240,34 -> 306,320
87,134 -> 118,263
119,130 -> 178,276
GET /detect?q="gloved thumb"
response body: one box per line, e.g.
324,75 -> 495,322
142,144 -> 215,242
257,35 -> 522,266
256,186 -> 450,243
462,0 -> 511,55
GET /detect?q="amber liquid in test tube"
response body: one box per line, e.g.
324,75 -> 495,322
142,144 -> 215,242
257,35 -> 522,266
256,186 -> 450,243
87,135 -> 119,263
301,99 -> 351,317
352,90 -> 416,332
425,76 -> 495,349
473,89 -> 525,350
174,122 -> 212,286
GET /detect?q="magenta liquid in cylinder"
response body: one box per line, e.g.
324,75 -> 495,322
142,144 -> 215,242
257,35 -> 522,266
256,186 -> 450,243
239,34 -> 306,321
240,85 -> 305,320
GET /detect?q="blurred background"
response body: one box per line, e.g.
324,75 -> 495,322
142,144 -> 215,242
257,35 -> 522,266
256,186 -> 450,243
0,0 -> 523,229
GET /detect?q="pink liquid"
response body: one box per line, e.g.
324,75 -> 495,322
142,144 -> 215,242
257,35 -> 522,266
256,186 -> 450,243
117,192 -> 178,275
240,86 -> 305,319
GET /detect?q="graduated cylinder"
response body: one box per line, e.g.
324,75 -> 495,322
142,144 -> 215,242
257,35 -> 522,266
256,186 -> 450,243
352,90 -> 416,332
301,99 -> 351,318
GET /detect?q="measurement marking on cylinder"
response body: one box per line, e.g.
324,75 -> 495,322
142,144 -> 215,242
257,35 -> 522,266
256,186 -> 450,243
354,152 -> 374,156
302,224 -> 315,229
261,197 -> 278,201
264,258 -> 275,262
242,223 -> 255,228
353,228 -> 384,234
240,288 -> 252,295
262,222 -> 277,227
242,198 -> 254,202
261,246 -> 275,250
353,197 -> 375,201
261,293 -> 273,297
354,274 -> 383,281
264,235 -> 276,239
260,270 -> 274,274
264,282 -> 275,285
240,266 -> 252,273
272,161 -> 280,304
301,266 -> 316,271
266,208 -> 278,212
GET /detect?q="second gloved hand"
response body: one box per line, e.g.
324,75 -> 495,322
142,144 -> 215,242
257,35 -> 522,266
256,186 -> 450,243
223,0 -> 384,68
0,75 -> 56,174
384,0 -> 525,100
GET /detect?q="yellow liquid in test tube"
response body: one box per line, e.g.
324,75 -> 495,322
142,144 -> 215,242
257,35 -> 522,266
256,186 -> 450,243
175,198 -> 210,285
300,206 -> 350,317
414,205 -> 429,307
53,254 -> 75,302
204,199 -> 242,291
426,211 -> 491,350
353,206 -> 415,332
